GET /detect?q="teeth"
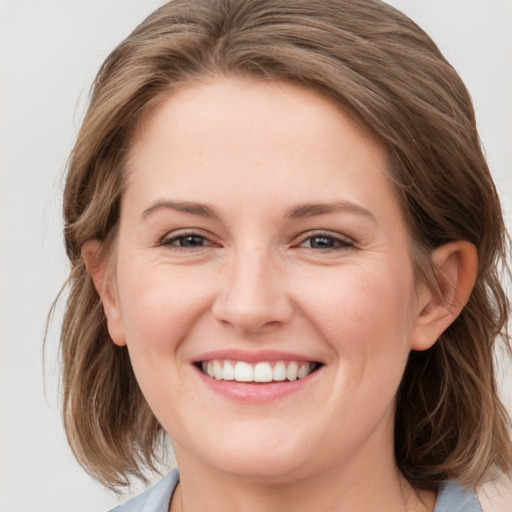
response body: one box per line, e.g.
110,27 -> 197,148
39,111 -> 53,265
273,361 -> 287,381
234,361 -> 253,382
213,360 -> 223,379
223,360 -> 235,380
254,362 -> 273,382
297,363 -> 310,379
200,359 -> 317,382
286,361 -> 298,381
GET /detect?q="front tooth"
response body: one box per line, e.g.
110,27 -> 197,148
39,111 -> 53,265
273,361 -> 287,381
213,360 -> 223,379
207,361 -> 215,378
254,362 -> 273,382
234,361 -> 254,382
297,362 -> 311,379
286,361 -> 298,381
223,361 -> 235,380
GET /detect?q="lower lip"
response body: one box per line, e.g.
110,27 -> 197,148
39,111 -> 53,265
194,366 -> 321,403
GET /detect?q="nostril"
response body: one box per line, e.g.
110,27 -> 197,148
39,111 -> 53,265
211,264 -> 294,334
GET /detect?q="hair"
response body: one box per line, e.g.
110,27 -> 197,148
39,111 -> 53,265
59,0 -> 511,492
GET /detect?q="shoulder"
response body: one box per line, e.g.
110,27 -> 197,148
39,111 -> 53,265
434,480 -> 482,512
108,470 -> 179,512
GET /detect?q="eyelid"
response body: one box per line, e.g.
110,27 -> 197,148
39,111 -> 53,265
293,230 -> 355,249
159,228 -> 220,248
157,228 -> 354,250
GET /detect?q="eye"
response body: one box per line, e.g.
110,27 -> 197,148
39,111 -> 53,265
161,233 -> 211,248
298,233 -> 353,250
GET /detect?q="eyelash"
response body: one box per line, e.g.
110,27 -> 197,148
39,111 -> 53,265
160,231 -> 214,249
295,231 -> 354,250
160,231 -> 354,251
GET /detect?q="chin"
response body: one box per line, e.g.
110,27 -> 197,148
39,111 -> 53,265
211,451 -> 310,484
178,425 -> 316,483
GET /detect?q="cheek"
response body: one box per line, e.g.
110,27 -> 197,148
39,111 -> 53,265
114,262 -> 215,424
298,263 -> 416,371
116,260 -> 214,357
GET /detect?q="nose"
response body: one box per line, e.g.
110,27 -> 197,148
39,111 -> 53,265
212,248 -> 294,335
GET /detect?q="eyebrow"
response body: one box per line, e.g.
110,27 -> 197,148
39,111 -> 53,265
285,201 -> 377,223
141,199 -> 376,224
141,200 -> 220,220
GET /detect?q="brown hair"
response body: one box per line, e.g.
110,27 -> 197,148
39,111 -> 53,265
60,0 -> 511,491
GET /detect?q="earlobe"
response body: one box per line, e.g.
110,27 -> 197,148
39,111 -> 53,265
81,240 -> 127,347
411,241 -> 478,351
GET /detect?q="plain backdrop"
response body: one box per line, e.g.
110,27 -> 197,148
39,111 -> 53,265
0,1 -> 511,511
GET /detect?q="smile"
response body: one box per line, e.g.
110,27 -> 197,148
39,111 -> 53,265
199,360 -> 320,383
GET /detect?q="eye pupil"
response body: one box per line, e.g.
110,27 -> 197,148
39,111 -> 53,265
180,235 -> 204,247
310,236 -> 335,248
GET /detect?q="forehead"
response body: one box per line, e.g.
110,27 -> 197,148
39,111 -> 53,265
131,77 -> 385,158
124,77 -> 398,223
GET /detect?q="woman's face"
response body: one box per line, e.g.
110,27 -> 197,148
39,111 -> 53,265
105,77 -> 431,482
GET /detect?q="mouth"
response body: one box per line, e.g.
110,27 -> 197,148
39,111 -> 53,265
196,359 -> 322,383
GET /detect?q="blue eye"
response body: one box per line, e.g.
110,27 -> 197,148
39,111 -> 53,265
163,234 -> 209,247
300,234 -> 352,249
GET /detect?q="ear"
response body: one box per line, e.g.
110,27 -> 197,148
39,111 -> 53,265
81,240 -> 126,347
411,241 -> 478,351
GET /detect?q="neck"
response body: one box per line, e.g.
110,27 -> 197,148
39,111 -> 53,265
170,420 -> 436,512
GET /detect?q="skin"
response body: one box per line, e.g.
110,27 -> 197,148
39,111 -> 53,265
84,77 -> 477,511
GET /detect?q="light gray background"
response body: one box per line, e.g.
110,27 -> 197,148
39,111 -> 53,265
1,1 -> 511,511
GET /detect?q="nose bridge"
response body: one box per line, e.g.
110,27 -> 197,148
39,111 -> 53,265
212,241 -> 292,334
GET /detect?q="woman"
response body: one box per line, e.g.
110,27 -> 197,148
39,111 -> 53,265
59,1 -> 511,510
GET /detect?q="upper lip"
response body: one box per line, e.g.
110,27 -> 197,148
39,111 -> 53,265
192,349 -> 322,364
